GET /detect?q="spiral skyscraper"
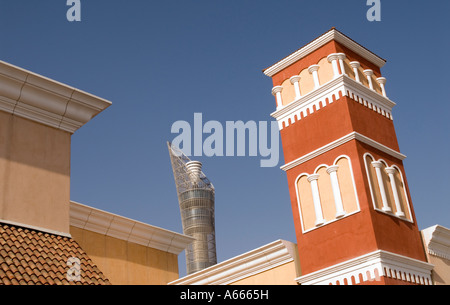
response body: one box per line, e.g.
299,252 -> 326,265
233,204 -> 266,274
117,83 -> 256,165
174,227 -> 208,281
167,142 -> 217,275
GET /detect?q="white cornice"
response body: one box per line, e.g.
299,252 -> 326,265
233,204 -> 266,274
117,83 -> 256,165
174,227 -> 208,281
280,132 -> 406,172
296,250 -> 434,285
169,240 -> 298,285
0,60 -> 111,133
69,201 -> 194,255
263,28 -> 386,78
422,225 -> 450,260
271,74 -> 396,130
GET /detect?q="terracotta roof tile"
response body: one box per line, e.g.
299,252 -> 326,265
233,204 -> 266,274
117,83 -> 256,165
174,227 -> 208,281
0,223 -> 110,285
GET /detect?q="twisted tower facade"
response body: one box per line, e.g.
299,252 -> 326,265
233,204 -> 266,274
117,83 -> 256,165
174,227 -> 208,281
167,142 -> 217,275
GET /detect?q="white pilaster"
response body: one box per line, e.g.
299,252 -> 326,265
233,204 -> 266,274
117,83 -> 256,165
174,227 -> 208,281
290,75 -> 302,100
307,174 -> 325,226
337,53 -> 347,76
349,61 -> 361,83
308,65 -> 321,90
327,54 -> 340,79
371,161 -> 391,212
385,167 -> 405,217
363,69 -> 374,90
326,166 -> 346,218
377,77 -> 387,97
271,86 -> 284,110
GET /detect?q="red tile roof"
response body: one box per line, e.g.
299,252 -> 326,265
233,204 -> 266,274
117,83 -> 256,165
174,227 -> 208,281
0,223 -> 110,285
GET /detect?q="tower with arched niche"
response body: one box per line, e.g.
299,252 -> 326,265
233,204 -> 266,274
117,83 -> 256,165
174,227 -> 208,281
263,28 -> 433,285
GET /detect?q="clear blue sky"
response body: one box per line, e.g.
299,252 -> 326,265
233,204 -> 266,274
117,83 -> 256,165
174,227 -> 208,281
1,1 -> 449,276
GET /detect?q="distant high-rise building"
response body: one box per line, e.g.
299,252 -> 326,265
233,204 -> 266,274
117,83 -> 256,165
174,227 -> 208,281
168,142 -> 217,275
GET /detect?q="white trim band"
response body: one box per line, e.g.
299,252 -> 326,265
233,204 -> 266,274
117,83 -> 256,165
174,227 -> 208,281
270,74 -> 396,130
296,250 -> 434,285
280,132 -> 407,172
169,240 -> 298,285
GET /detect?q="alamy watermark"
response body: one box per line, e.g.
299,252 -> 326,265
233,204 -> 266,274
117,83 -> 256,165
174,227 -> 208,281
366,0 -> 381,22
170,113 -> 280,168
66,0 -> 81,22
66,257 -> 81,281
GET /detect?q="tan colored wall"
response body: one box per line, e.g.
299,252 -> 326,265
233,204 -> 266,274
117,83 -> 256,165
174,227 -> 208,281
0,111 -> 71,234
229,262 -> 298,285
428,256 -> 450,285
70,226 -> 179,285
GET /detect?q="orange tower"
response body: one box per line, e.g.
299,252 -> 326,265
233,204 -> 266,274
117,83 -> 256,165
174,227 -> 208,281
263,28 -> 433,285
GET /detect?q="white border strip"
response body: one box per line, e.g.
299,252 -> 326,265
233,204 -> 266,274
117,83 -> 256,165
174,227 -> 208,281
296,250 -> 434,285
280,132 -> 407,172
169,240 -> 298,285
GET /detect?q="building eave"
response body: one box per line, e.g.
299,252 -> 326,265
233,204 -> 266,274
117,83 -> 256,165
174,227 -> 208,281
169,239 -> 298,285
0,60 -> 112,133
69,201 -> 194,255
263,28 -> 386,78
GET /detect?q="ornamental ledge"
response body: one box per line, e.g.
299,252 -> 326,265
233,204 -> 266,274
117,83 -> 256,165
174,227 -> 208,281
0,60 -> 111,133
296,250 -> 433,285
271,75 -> 395,131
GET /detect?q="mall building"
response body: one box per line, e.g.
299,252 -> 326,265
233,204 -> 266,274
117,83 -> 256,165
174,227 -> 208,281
0,28 -> 449,285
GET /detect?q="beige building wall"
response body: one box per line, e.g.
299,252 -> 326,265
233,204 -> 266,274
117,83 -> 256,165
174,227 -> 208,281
229,261 -> 298,285
428,255 -> 450,285
70,226 -> 179,285
0,111 -> 71,234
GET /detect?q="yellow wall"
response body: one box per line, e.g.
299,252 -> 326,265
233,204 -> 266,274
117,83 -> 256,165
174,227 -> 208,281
70,226 -> 179,285
229,262 -> 298,285
0,111 -> 71,234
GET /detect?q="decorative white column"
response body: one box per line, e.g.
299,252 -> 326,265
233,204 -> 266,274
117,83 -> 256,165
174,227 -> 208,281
385,167 -> 405,217
349,61 -> 361,83
337,53 -> 347,76
326,165 -> 346,218
271,86 -> 283,110
327,54 -> 340,79
363,69 -> 374,90
377,77 -> 387,97
290,75 -> 302,100
308,65 -> 321,90
307,174 -> 325,226
371,161 -> 391,212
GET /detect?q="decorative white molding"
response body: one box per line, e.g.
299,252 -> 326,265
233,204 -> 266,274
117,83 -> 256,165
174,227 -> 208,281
296,250 -> 434,285
422,225 -> 450,260
169,240 -> 298,285
270,74 -> 396,130
263,28 -> 386,78
280,132 -> 407,172
0,60 -> 111,133
69,201 -> 194,255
